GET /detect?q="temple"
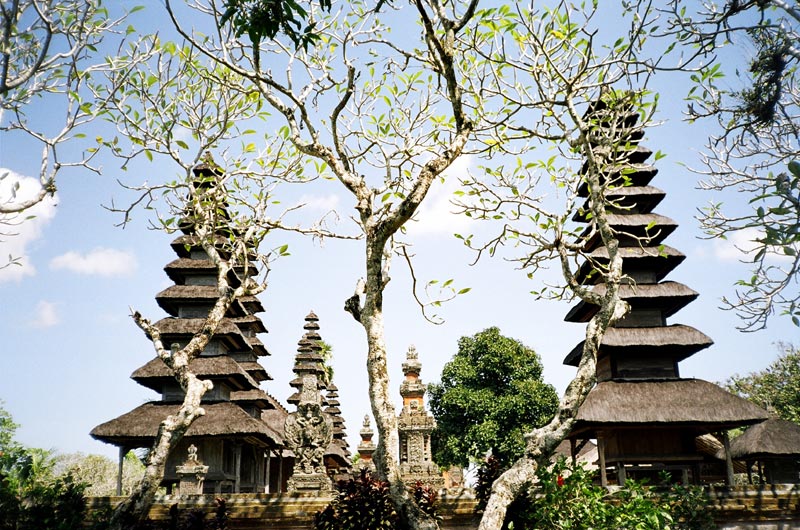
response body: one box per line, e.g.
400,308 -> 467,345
398,345 -> 444,488
284,312 -> 351,492
563,101 -> 770,485
91,162 -> 286,494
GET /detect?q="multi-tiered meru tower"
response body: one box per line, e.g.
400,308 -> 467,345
563,101 -> 768,485
91,162 -> 284,494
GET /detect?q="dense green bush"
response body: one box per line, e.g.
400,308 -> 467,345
314,469 -> 439,530
476,458 -> 715,530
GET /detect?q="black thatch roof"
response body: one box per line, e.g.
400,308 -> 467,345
155,285 -> 248,317
237,361 -> 271,382
564,281 -> 699,323
580,213 -> 678,251
132,355 -> 260,391
170,234 -> 231,258
230,389 -> 283,410
563,324 -> 713,366
571,379 -> 769,436
728,418 -> 800,459
576,245 -> 686,284
91,401 -> 283,447
153,317 -> 251,352
231,314 -> 268,334
574,186 -> 666,222
260,408 -> 288,444
577,165 -> 658,197
163,258 -> 257,286
246,335 -> 270,357
695,434 -> 748,473
240,296 -> 265,314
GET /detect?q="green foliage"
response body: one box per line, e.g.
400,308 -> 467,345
314,470 -> 439,530
314,470 -> 398,530
475,458 -> 714,530
724,342 -> 800,424
0,403 -> 88,530
429,327 -> 559,467
219,0 -> 331,51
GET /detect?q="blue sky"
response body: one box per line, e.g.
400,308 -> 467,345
0,1 -> 796,461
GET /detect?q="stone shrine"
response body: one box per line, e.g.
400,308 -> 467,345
284,313 -> 334,493
356,415 -> 377,473
398,345 -> 444,488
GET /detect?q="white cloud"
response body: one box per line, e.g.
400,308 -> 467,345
0,169 -> 59,283
712,227 -> 765,261
31,300 -> 60,328
50,247 -> 138,277
295,193 -> 340,211
405,155 -> 477,237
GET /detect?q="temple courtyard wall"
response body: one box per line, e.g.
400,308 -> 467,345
87,485 -> 799,529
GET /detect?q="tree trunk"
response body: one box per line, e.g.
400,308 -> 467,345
359,237 -> 439,530
109,375 -> 211,529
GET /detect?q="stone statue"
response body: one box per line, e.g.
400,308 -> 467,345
285,402 -> 332,475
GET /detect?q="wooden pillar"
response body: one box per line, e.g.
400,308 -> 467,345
722,431 -> 734,486
277,452 -> 283,493
746,459 -> 753,485
616,462 -> 627,486
116,447 -> 126,496
233,444 -> 242,493
265,450 -> 271,493
597,437 -> 608,487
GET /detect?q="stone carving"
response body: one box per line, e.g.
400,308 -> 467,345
398,345 -> 444,488
175,444 -> 209,496
285,401 -> 332,475
285,374 -> 333,492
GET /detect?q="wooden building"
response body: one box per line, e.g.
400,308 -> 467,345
91,162 -> 286,494
728,418 -> 800,484
563,102 -> 769,485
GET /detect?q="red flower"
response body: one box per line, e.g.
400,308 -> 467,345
557,475 -> 565,487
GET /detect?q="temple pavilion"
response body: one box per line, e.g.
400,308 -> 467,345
563,102 -> 769,485
91,162 -> 287,494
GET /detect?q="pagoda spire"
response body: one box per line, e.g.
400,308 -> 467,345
563,98 -> 769,486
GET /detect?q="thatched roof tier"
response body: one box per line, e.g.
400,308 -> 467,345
237,361 -> 271,382
580,213 -> 678,250
324,441 -> 351,467
569,379 -> 769,436
152,317 -> 252,352
240,296 -> 265,314
564,281 -> 699,322
563,324 -> 713,366
170,234 -> 231,258
230,314 -> 268,334
580,145 -> 652,171
163,258 -> 257,286
695,434 -> 748,473
230,389 -> 283,411
131,355 -> 260,391
155,285 -> 248,317
573,186 -> 666,222
260,407 -> 289,436
90,401 -> 283,447
577,165 -> 658,197
576,245 -> 686,284
246,336 -> 270,357
728,418 -> 800,459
